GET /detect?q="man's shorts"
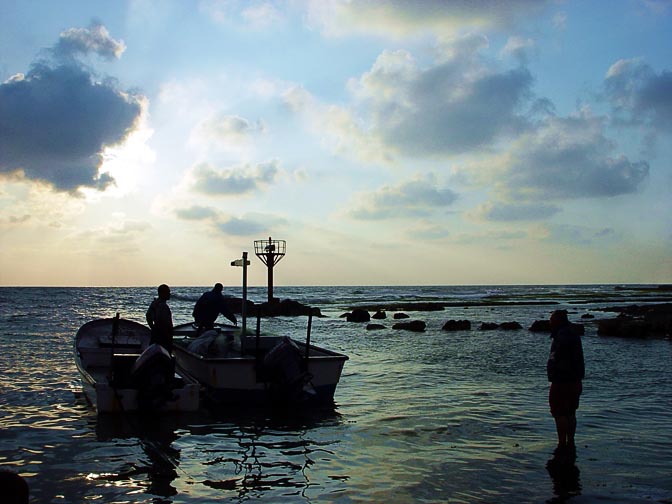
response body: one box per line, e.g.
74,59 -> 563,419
549,381 -> 582,417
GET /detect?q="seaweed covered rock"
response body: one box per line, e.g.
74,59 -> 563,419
252,299 -> 322,317
392,320 -> 426,332
500,321 -> 523,330
347,308 -> 371,322
366,323 -> 386,331
442,320 -> 471,331
393,312 -> 410,319
598,318 -> 651,338
372,310 -> 387,320
529,320 -> 551,332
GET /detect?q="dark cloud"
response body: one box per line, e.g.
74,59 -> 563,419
604,59 -> 672,131
191,160 -> 280,196
385,66 -> 532,154
349,175 -> 458,220
500,114 -> 649,200
0,22 -> 142,195
52,21 -> 126,61
354,36 -> 534,157
0,63 -> 142,193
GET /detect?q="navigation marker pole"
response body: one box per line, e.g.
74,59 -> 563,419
231,251 -> 250,352
254,237 -> 286,304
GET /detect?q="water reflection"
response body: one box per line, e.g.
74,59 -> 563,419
92,413 -> 189,499
545,452 -> 581,503
88,405 -> 344,502
192,405 -> 344,501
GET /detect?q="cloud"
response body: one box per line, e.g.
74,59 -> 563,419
200,114 -> 265,138
406,222 -> 451,240
500,36 -> 536,65
282,85 -> 392,163
0,63 -> 144,194
477,112 -> 649,201
200,0 -> 286,29
305,0 -> 551,39
604,58 -> 672,131
189,160 -> 280,196
348,173 -> 458,220
475,201 -> 560,221
216,216 -> 269,236
541,223 -> 618,245
348,35 -> 534,156
0,23 -> 143,195
52,21 -> 126,61
191,113 -> 265,153
175,205 -> 219,220
453,229 -> 527,245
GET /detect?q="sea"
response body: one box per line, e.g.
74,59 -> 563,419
1,285 -> 671,503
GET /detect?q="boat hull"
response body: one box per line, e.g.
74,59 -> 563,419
172,323 -> 347,406
75,317 -> 200,414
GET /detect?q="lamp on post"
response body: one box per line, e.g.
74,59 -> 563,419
254,237 -> 286,304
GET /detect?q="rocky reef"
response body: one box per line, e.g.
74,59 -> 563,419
594,303 -> 671,338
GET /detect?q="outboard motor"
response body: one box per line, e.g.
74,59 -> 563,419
263,337 -> 311,403
131,344 -> 175,410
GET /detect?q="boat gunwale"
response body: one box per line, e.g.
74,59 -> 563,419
172,321 -> 349,361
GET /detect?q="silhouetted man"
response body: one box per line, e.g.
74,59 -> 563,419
193,283 -> 237,332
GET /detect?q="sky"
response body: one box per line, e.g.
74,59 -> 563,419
1,0 -> 671,287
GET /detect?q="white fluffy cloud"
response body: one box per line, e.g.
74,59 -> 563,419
53,21 -> 126,61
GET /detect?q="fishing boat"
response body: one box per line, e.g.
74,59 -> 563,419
74,315 -> 200,413
172,314 -> 348,406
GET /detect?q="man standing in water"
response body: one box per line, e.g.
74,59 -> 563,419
146,284 -> 174,352
547,309 -> 585,462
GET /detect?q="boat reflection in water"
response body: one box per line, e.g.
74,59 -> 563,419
89,405 -> 344,501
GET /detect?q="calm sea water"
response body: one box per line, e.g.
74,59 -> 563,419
1,285 -> 671,503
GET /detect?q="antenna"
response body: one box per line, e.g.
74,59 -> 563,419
254,237 -> 286,303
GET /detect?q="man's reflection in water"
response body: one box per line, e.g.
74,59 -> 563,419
546,455 -> 581,503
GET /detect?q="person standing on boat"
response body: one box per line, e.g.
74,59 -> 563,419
192,283 -> 237,332
146,284 -> 174,352
547,309 -> 585,462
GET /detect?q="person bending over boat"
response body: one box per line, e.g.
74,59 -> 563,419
547,309 -> 585,463
193,283 -> 237,333
146,284 -> 174,352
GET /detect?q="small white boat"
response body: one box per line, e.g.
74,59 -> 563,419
75,315 -> 200,413
172,318 -> 348,406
